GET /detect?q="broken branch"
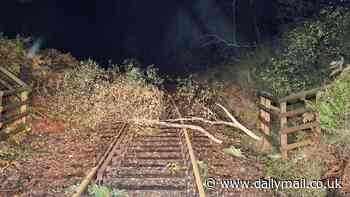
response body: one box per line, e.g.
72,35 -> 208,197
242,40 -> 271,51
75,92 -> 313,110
165,117 -> 238,128
133,119 -> 223,144
216,103 -> 261,141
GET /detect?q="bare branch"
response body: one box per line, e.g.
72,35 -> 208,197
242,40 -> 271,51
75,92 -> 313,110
165,117 -> 238,128
116,103 -> 261,144
216,103 -> 262,141
133,119 -> 223,144
199,34 -> 256,48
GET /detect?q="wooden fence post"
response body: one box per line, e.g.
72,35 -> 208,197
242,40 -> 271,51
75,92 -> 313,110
280,102 -> 288,159
315,113 -> 321,134
259,96 -> 272,150
0,91 -> 3,129
20,90 -> 28,124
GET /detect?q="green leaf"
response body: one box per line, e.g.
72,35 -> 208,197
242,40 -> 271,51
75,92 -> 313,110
223,146 -> 244,158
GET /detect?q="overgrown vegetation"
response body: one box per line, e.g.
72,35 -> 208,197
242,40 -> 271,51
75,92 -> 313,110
245,6 -> 350,196
175,75 -> 221,109
65,183 -> 129,197
88,184 -> 129,197
264,151 -> 327,197
1,2 -> 350,196
255,7 -> 350,96
314,64 -> 350,150
48,60 -> 164,132
0,35 -> 30,75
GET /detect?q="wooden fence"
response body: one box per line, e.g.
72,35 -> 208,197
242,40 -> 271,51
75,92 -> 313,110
0,66 -> 31,141
258,88 -> 321,159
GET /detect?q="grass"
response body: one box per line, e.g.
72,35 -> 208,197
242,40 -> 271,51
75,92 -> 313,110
263,149 -> 327,197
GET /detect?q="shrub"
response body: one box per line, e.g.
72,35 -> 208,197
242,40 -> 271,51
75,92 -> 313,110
39,48 -> 78,69
174,75 -> 222,118
255,7 -> 350,96
0,35 -> 30,76
313,64 -> 350,150
176,75 -> 221,104
264,152 -> 326,197
122,62 -> 164,86
49,60 -> 164,132
0,35 -> 78,89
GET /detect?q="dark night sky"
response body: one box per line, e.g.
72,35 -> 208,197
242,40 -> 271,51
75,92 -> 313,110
0,0 -> 274,71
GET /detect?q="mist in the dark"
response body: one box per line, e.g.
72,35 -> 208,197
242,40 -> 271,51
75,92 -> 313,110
0,0 -> 276,73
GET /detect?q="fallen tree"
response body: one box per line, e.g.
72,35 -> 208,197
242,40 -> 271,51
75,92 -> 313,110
133,119 -> 223,144
129,103 -> 262,144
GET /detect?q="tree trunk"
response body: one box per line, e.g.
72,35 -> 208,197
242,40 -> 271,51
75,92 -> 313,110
232,0 -> 237,45
250,0 -> 261,44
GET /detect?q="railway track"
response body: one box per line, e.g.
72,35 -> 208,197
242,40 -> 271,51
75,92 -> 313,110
68,104 -> 274,197
94,123 -> 201,196
87,98 -> 238,197
93,121 -> 234,197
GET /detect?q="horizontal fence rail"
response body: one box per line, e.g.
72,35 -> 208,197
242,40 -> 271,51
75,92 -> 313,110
258,88 -> 321,159
0,66 -> 31,141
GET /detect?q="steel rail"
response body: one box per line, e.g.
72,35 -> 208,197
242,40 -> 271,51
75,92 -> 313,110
71,123 -> 128,197
170,96 -> 206,197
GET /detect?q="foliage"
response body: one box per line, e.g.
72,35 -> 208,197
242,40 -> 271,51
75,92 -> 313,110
9,123 -> 31,145
40,48 -> 78,69
176,76 -> 202,103
166,163 -> 187,174
255,7 -> 350,96
63,183 -> 80,195
197,160 -> 208,180
317,77 -> 350,129
48,60 -> 164,132
275,0 -> 319,24
312,64 -> 350,150
88,184 -> 129,197
201,43 -> 275,90
0,147 -> 18,160
0,34 -> 79,90
174,75 -> 222,118
0,34 -> 31,75
121,61 -> 164,86
264,154 -> 326,197
64,183 -> 128,197
223,146 -> 244,158
274,0 -> 350,26
176,75 -> 221,104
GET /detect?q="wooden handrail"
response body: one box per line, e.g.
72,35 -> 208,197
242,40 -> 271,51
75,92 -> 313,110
0,78 -> 14,90
0,66 -> 31,142
281,122 -> 320,134
0,66 -> 29,88
2,87 -> 31,97
257,90 -> 278,103
0,91 -> 2,128
0,125 -> 31,141
259,87 -> 321,104
1,112 -> 30,126
2,100 -> 30,113
258,103 -> 280,116
280,102 -> 288,159
280,108 -> 312,118
283,139 -> 314,151
279,88 -> 320,103
258,87 -> 322,159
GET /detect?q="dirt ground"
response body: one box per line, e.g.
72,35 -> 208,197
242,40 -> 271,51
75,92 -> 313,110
0,117 -> 115,197
0,89 -> 348,197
